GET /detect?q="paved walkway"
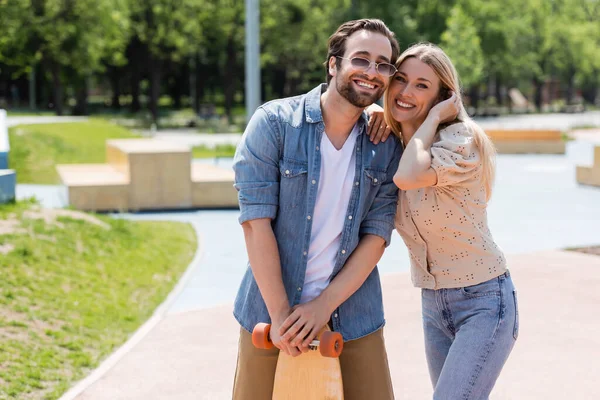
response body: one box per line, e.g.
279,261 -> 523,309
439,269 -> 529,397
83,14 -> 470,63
6,115 -> 88,128
64,250 -> 600,399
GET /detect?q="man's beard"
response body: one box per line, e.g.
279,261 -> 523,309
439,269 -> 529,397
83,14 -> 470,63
336,74 -> 385,108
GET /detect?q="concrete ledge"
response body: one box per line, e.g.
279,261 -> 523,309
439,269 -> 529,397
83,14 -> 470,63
485,129 -> 565,154
493,140 -> 566,154
576,145 -> 600,187
58,139 -> 238,211
191,164 -> 237,208
0,109 -> 16,204
57,165 -> 129,211
486,129 -> 562,141
0,152 -> 7,170
0,169 -> 16,203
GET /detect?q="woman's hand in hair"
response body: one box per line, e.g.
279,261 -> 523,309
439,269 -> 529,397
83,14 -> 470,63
366,103 -> 392,144
429,91 -> 461,125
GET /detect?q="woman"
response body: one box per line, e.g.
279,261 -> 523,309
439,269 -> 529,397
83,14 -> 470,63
371,43 -> 518,399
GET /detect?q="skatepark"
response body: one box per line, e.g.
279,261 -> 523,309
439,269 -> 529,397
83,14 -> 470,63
6,112 -> 599,399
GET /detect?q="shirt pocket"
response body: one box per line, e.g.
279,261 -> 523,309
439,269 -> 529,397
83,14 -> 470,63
364,168 -> 386,186
279,159 -> 308,209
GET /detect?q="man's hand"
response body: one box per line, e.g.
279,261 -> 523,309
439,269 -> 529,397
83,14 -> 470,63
366,103 -> 392,144
278,297 -> 333,352
270,311 -> 303,357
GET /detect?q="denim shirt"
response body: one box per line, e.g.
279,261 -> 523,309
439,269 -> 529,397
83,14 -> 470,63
232,84 -> 402,341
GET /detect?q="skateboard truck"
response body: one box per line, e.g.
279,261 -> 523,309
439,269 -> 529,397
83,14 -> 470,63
252,323 -> 344,358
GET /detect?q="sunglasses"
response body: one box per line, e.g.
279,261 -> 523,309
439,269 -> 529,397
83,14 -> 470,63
336,56 -> 398,77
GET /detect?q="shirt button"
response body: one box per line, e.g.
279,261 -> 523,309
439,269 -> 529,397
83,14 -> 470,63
312,180 -> 316,184
348,215 -> 352,220
307,215 -> 311,220
285,170 -> 290,175
303,251 -> 307,256
316,146 -> 320,151
297,287 -> 302,291
373,178 -> 378,183
341,249 -> 346,254
355,181 -> 359,186
334,313 -> 338,318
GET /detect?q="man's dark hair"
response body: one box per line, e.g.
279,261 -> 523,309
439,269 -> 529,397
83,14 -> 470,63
324,19 -> 400,84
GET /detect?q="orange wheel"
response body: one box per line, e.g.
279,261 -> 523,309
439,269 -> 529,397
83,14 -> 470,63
319,331 -> 343,358
252,323 -> 273,349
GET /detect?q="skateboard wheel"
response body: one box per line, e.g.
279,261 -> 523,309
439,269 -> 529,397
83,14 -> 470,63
319,331 -> 343,358
252,323 -> 274,349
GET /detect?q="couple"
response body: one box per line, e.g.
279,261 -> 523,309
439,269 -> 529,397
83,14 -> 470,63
231,19 -> 518,400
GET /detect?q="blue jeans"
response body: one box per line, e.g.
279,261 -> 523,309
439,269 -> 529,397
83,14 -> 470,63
422,272 -> 518,400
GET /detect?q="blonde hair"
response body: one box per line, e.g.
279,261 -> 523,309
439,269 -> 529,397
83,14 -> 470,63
384,43 -> 496,201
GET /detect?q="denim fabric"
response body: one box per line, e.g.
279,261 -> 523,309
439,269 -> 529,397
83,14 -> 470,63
422,271 -> 518,399
232,84 -> 402,341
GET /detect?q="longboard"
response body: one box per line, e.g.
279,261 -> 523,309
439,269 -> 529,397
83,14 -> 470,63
252,323 -> 344,400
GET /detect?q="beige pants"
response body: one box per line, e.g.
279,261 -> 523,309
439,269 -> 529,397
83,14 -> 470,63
232,326 -> 394,400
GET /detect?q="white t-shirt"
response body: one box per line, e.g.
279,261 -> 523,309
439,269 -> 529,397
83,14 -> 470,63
300,124 -> 359,303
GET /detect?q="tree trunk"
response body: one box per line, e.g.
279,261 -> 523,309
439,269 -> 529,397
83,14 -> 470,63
566,67 -> 576,105
272,68 -> 286,98
223,34 -> 236,124
51,61 -> 64,116
495,76 -> 503,106
130,64 -> 141,113
581,82 -> 597,104
73,76 -> 89,115
171,64 -> 186,109
149,57 -> 161,125
469,85 -> 480,112
195,58 -> 205,114
110,66 -> 121,110
533,77 -> 543,111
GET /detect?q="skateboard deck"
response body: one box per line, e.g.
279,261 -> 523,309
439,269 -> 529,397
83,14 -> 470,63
252,323 -> 344,400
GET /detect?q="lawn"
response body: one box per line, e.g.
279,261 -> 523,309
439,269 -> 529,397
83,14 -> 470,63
0,199 -> 197,399
8,120 -> 139,184
191,144 -> 237,159
8,120 -> 237,185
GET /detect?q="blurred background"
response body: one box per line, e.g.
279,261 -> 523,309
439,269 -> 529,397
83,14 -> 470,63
0,0 -> 599,132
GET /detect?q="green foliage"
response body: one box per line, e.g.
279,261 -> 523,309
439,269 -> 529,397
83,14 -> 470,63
130,0 -> 204,62
0,0 -> 130,74
440,4 -> 484,88
1,0 -> 599,113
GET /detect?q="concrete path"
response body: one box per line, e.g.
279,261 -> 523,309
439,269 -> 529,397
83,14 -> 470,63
66,250 -> 600,400
6,116 -> 88,128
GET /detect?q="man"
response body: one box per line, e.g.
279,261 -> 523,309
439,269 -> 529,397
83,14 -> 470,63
232,19 -> 402,400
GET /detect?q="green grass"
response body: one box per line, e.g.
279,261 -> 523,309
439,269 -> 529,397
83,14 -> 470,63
0,199 -> 197,399
8,120 -> 139,184
191,144 -> 237,159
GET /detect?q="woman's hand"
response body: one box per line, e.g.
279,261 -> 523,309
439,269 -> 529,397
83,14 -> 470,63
428,91 -> 461,124
366,103 -> 392,144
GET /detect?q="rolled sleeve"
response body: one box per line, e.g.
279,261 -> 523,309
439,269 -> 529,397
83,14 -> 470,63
233,108 -> 281,224
431,122 -> 480,187
359,141 -> 402,247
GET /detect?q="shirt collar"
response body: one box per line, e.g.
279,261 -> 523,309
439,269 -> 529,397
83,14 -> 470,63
304,83 -> 368,134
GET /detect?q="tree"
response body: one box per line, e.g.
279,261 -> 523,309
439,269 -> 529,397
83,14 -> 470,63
0,0 -> 130,115
129,0 -> 203,123
440,5 -> 484,92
